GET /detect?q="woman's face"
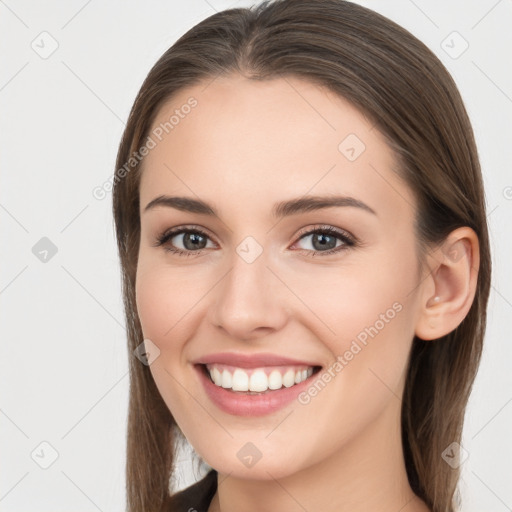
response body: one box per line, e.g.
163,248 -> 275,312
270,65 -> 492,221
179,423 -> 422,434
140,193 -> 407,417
136,74 -> 426,479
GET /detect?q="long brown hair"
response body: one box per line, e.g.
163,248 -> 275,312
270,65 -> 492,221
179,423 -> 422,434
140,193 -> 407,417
112,1 -> 491,510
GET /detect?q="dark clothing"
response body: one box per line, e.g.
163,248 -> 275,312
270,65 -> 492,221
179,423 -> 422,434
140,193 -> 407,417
170,469 -> 217,512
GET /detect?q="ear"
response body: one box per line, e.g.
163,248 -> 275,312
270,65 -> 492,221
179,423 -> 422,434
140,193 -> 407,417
415,227 -> 480,341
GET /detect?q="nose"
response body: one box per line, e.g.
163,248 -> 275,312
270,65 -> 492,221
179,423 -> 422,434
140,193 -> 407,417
208,250 -> 289,341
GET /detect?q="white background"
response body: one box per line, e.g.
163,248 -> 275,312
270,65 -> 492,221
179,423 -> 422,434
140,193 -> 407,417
1,1 -> 511,510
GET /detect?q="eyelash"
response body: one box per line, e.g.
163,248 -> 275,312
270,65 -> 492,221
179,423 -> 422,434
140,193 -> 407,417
153,224 -> 358,258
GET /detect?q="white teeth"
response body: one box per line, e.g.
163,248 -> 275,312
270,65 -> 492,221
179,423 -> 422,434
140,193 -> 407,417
268,370 -> 282,390
232,369 -> 249,391
212,367 -> 222,386
206,364 -> 316,393
249,370 -> 268,392
221,369 -> 232,389
282,369 -> 295,388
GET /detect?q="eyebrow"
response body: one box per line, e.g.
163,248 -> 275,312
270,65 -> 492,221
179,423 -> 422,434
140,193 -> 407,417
143,194 -> 377,218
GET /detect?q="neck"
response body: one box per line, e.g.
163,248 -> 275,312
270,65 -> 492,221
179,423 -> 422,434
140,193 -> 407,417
208,399 -> 430,512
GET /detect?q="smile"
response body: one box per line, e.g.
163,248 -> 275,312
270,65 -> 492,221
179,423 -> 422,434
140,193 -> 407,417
195,362 -> 322,416
206,363 -> 314,393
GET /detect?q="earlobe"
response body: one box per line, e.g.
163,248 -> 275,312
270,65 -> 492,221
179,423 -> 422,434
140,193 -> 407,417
415,227 -> 480,341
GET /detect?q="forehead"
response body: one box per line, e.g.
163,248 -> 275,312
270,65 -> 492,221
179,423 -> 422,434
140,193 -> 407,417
139,74 -> 415,224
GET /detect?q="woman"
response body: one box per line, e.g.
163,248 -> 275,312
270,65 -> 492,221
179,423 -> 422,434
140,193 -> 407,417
112,1 -> 491,511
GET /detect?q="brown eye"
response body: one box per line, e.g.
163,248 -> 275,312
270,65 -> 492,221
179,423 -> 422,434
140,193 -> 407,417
174,231 -> 208,250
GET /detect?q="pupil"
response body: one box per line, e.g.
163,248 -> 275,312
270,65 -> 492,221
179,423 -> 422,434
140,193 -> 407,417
184,233 -> 206,250
313,233 -> 336,251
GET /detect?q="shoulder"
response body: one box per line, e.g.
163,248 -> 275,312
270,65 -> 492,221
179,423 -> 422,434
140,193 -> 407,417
169,469 -> 218,512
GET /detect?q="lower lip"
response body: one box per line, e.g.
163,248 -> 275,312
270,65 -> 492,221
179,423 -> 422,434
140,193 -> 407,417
195,364 -> 319,417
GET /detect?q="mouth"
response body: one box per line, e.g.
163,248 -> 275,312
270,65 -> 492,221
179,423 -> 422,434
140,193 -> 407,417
194,362 -> 322,417
192,352 -> 324,416
199,363 -> 322,395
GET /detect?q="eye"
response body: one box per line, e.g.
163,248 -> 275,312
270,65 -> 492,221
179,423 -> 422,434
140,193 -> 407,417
153,224 -> 357,258
291,225 -> 357,257
153,226 -> 216,256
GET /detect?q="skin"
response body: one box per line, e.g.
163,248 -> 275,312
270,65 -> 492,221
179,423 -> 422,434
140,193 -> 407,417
135,74 -> 479,512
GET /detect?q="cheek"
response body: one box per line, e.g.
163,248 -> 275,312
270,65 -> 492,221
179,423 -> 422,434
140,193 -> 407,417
135,269 -> 168,340
288,244 -> 419,395
288,255 -> 416,347
135,247 -> 199,330
135,265 -> 195,420
134,263 -> 193,356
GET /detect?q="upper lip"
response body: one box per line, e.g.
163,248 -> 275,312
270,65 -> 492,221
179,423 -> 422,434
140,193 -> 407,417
193,352 -> 321,368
